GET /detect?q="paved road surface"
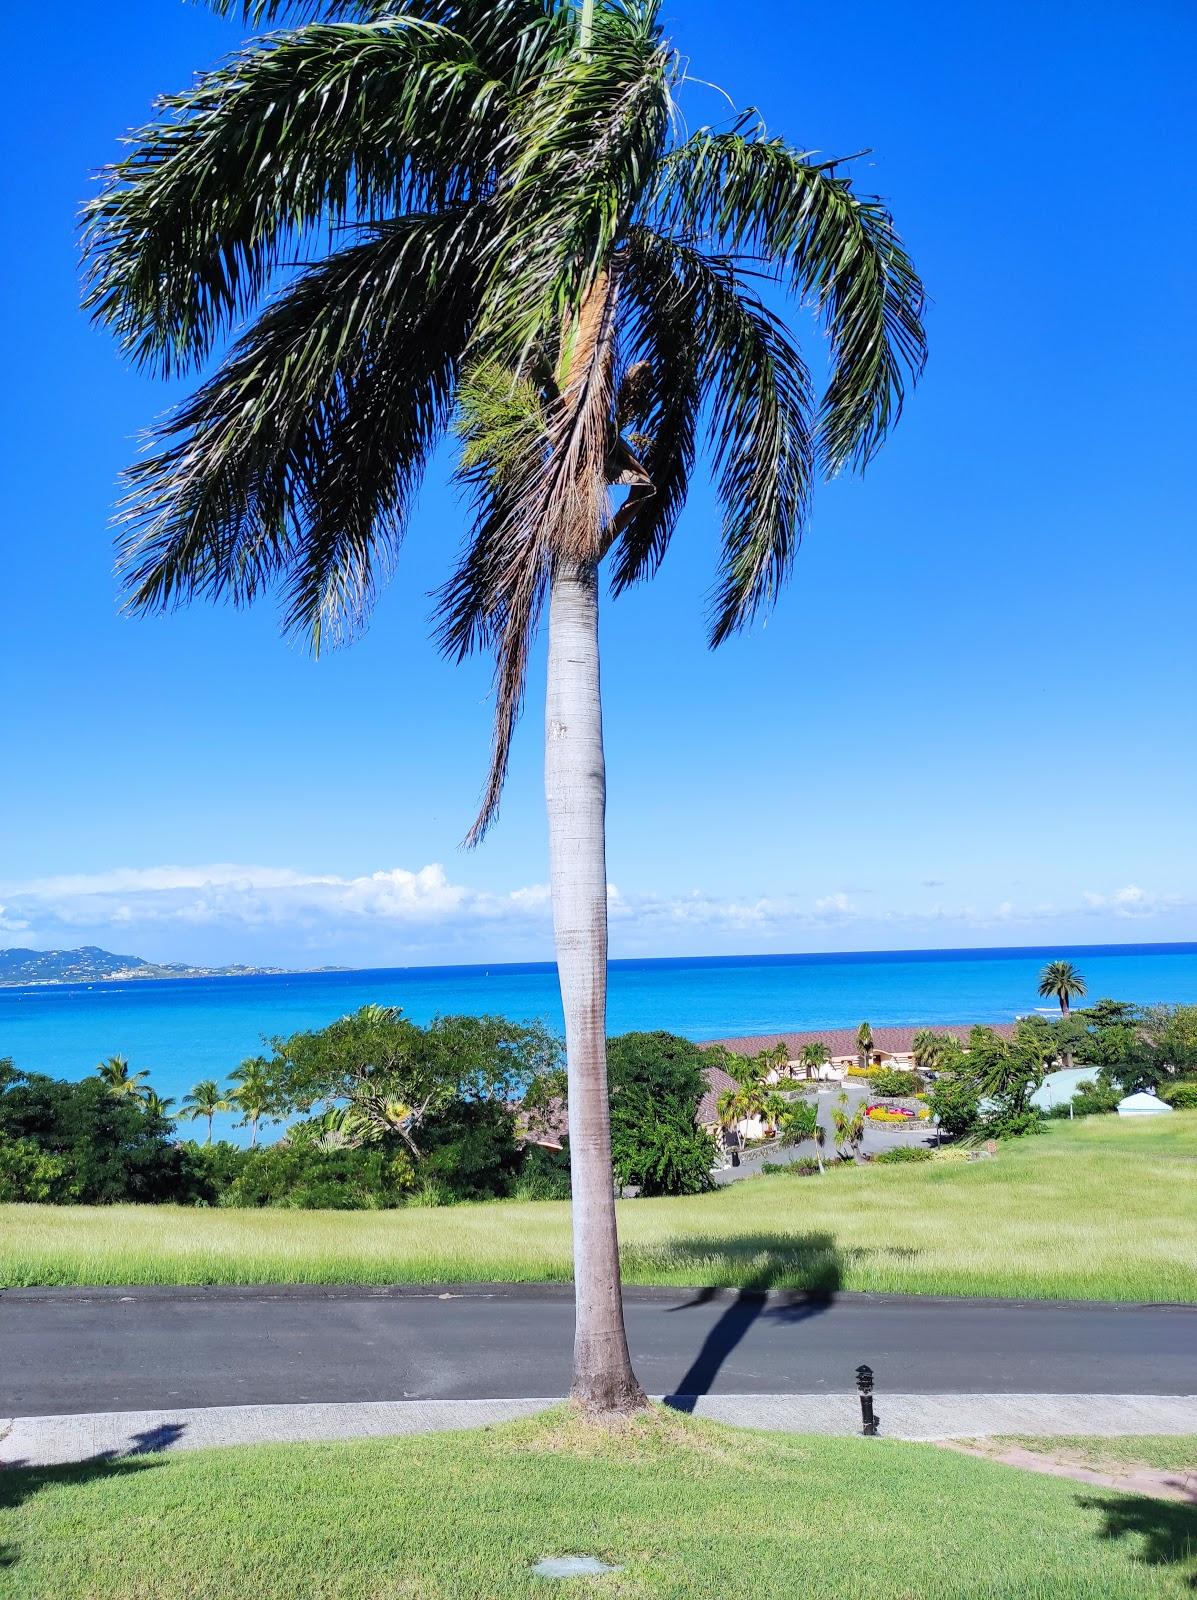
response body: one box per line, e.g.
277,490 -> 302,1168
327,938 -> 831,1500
3,1285 -> 1193,1416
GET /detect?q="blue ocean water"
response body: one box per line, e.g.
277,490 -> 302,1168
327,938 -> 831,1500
2,944 -> 1195,1140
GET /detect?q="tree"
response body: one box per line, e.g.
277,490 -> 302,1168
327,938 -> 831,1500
1037,960 -> 1087,1016
229,1057 -> 275,1148
799,1041 -> 831,1081
911,1029 -> 956,1076
0,1063 -> 191,1203
269,1008 -> 558,1156
856,1023 -> 874,1072
831,1091 -> 865,1161
140,1089 -> 176,1121
179,1080 -> 233,1145
778,1100 -> 825,1173
94,1055 -> 149,1099
83,0 -> 924,1414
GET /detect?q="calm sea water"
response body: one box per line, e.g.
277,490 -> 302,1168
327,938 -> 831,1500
2,943 -> 1196,1136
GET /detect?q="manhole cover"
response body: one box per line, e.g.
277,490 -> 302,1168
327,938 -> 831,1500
531,1556 -> 622,1579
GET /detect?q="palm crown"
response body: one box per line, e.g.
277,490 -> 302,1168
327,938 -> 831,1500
1037,960 -> 1087,1015
82,0 -> 925,837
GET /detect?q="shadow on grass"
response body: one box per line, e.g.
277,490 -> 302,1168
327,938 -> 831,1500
1,1423 -> 185,1573
656,1232 -> 847,1410
1077,1493 -> 1197,1589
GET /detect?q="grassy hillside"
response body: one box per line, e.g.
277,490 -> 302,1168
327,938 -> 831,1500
2,1114 -> 1194,1301
4,1408 -> 1196,1599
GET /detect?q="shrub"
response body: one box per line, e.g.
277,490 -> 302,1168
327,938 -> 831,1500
0,1065 -> 193,1203
874,1146 -> 933,1164
927,1072 -> 981,1139
0,1131 -> 72,1202
868,1067 -> 921,1098
1160,1080 -> 1197,1110
1070,1079 -> 1121,1116
865,1104 -> 928,1123
513,1143 -> 572,1201
611,1090 -> 716,1196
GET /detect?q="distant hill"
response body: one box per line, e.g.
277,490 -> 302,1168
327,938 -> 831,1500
0,946 -> 288,986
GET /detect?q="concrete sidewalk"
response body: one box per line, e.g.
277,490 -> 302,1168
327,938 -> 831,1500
4,1392 -> 1196,1468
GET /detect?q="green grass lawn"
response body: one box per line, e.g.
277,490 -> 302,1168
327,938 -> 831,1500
3,1114 -> 1195,1301
4,1408 -> 1196,1599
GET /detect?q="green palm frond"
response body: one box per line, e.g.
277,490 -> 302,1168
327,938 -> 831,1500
473,2 -> 673,370
622,228 -> 813,644
118,208 -> 482,646
83,16 -> 516,374
655,130 -> 926,471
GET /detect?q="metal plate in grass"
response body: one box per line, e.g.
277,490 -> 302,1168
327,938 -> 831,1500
531,1556 -> 622,1578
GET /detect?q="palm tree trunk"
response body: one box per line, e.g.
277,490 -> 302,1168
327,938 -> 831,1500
251,1117 -> 258,1149
545,556 -> 645,1416
206,1113 -> 213,1146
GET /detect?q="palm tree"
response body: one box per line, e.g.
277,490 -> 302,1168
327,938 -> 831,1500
799,1040 -> 831,1082
140,1089 -> 177,1120
856,1022 -> 874,1073
1038,960 -> 1087,1017
715,1086 -> 754,1143
230,1057 -> 275,1148
82,0 -> 924,1414
179,1080 -> 233,1145
778,1100 -> 825,1173
94,1055 -> 149,1098
831,1090 -> 866,1161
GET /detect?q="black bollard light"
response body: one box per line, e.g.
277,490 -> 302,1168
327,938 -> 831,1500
855,1364 -> 879,1436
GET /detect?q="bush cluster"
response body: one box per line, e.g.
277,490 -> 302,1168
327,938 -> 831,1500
867,1067 -> 922,1098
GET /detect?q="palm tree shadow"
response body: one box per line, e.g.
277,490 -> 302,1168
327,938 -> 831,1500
658,1231 -> 843,1412
1076,1493 -> 1197,1589
0,1423 -> 185,1572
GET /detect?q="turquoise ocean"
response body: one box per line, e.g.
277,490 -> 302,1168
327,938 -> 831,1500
2,943 -> 1196,1138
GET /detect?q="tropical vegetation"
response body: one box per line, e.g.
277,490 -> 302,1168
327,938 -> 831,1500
82,0 -> 926,1413
4,1114 -> 1195,1304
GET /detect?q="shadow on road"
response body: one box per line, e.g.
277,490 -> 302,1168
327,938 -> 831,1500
659,1232 -> 842,1410
1077,1492 -> 1197,1589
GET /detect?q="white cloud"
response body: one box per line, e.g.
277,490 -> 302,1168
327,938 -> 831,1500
1,864 -> 1191,965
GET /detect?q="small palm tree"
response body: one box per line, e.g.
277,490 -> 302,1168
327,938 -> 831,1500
832,1090 -> 866,1161
140,1088 -> 177,1120
95,1055 -> 150,1098
856,1022 -> 874,1072
1038,961 -> 1087,1016
778,1100 -> 825,1173
179,1080 -> 233,1145
229,1057 -> 275,1149
716,1087 -> 753,1141
799,1040 -> 831,1082
83,0 -> 924,1414
758,1091 -> 789,1137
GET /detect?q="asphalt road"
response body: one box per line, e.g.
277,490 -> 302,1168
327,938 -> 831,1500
3,1285 -> 1193,1416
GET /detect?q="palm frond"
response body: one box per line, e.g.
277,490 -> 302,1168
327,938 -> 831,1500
119,208 -> 482,646
621,228 -> 814,643
83,16 -> 515,374
473,1 -> 673,372
655,131 -> 926,471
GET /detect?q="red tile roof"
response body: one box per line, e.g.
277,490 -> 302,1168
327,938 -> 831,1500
703,1022 -> 1020,1060
695,1066 -> 742,1128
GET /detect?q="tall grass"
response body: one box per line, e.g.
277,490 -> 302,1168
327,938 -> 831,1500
3,1114 -> 1194,1302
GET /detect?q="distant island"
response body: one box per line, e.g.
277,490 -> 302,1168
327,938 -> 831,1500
0,945 -> 341,987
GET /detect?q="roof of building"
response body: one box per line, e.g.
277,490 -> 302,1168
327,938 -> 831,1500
695,1065 -> 743,1128
703,1022 -> 1021,1061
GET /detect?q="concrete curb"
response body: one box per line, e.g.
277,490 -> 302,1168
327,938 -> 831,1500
4,1393 -> 1196,1469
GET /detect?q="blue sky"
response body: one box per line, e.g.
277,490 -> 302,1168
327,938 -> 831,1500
1,0 -> 1194,968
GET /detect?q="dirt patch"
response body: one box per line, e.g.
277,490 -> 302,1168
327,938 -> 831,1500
939,1439 -> 1197,1504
